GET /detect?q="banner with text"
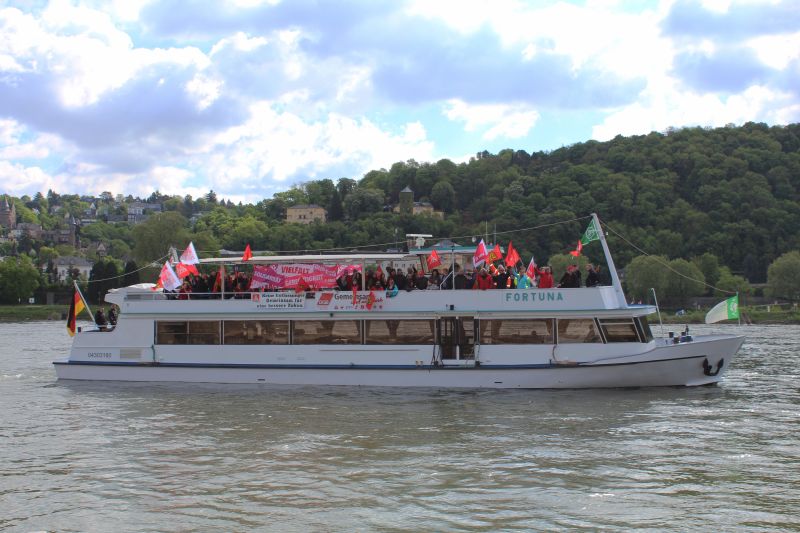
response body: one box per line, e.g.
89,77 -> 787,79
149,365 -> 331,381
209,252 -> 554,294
250,263 -> 343,290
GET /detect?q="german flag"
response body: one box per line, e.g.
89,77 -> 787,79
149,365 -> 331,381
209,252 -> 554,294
66,288 -> 86,337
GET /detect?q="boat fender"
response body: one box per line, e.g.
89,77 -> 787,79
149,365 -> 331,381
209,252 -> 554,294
702,357 -> 724,376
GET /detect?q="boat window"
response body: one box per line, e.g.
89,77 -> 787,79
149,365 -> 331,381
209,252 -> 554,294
364,320 -> 435,345
292,320 -> 361,344
598,318 -> 640,343
155,321 -> 220,344
223,320 -> 289,345
156,321 -> 186,344
556,319 -> 602,344
187,321 -> 220,344
479,319 -> 554,344
637,317 -> 654,342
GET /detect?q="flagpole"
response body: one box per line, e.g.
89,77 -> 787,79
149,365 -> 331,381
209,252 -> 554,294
592,213 -> 626,307
451,245 -> 455,292
651,287 -> 665,337
74,280 -> 95,325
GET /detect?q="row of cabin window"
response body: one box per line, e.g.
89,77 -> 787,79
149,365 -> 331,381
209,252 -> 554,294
155,318 -> 650,345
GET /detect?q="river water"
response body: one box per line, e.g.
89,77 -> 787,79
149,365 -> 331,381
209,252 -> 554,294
1,322 -> 798,532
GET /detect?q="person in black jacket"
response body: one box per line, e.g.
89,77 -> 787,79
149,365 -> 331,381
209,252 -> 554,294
585,264 -> 600,287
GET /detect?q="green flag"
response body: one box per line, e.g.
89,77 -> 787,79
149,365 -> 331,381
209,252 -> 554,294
704,295 -> 739,324
580,219 -> 601,245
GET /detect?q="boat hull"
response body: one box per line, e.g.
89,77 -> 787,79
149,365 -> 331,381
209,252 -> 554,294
54,335 -> 744,389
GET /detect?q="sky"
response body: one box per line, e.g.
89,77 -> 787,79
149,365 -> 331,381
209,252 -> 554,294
0,0 -> 798,204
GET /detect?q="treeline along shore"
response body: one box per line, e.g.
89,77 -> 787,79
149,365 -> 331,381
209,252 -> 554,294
1,122 -> 800,313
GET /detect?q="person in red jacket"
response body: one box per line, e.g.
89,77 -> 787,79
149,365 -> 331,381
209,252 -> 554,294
536,266 -> 554,289
473,267 -> 495,290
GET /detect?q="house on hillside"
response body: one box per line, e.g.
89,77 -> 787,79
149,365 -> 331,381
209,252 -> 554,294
286,204 -> 327,224
393,186 -> 444,218
54,256 -> 93,281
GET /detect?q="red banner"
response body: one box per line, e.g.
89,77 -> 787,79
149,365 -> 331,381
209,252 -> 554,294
251,263 -> 343,289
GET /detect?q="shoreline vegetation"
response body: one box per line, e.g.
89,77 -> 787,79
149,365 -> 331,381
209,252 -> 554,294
2,304 -> 799,325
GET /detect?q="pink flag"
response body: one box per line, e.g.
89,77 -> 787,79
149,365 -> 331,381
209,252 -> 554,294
158,262 -> 182,291
473,239 -> 488,268
180,242 -> 199,265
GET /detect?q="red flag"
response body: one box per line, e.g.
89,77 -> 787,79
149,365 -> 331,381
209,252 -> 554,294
427,249 -> 442,270
213,265 -> 225,292
526,256 -> 537,278
366,289 -> 376,310
242,244 -> 253,261
487,244 -> 502,263
352,283 -> 358,305
175,262 -> 200,279
569,240 -> 583,257
473,239 -> 488,268
505,241 -> 521,267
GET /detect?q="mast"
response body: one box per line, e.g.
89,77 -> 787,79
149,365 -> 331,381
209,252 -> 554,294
592,213 -> 627,307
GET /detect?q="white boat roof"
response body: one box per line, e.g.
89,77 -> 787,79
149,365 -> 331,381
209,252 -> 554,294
199,253 -> 411,264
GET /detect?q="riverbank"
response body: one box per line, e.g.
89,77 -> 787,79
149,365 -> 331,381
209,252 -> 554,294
660,307 -> 800,325
0,305 -> 66,322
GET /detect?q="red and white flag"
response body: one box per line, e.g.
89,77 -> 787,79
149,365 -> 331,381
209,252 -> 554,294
427,249 -> 442,270
473,239 -> 488,268
242,244 -> 253,261
527,256 -> 537,278
158,262 -> 182,291
180,242 -> 199,265
569,240 -> 583,257
175,262 -> 200,279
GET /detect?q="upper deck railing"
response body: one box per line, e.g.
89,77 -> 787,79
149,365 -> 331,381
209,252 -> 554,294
108,286 -> 647,316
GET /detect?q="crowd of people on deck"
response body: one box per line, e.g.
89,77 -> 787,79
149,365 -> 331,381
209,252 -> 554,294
167,263 -> 606,300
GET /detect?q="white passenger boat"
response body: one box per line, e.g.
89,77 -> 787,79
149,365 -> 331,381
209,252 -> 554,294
54,215 -> 744,388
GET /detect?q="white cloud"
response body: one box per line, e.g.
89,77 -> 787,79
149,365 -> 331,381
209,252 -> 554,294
0,160 -> 56,194
748,32 -> 800,70
591,81 -> 796,140
196,102 -> 434,200
443,99 -> 539,140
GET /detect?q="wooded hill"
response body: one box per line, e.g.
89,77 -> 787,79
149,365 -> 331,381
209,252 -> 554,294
3,122 -> 800,287
249,121 -> 800,283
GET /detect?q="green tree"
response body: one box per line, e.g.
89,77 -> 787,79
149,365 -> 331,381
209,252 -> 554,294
132,212 -> 189,265
430,181 -> 456,213
691,253 -> 720,294
663,258 -> 705,307
766,251 -> 800,300
714,267 -> 752,297
0,256 -> 41,304
343,188 -> 384,220
38,246 -> 59,267
624,255 -> 669,303
122,261 -> 141,286
87,259 -> 122,303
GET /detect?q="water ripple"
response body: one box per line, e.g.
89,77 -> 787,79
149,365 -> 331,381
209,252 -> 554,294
1,323 -> 799,531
